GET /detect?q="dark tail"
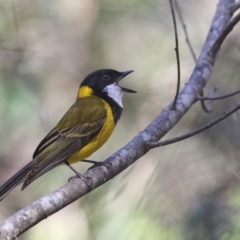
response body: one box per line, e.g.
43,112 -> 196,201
0,162 -> 33,201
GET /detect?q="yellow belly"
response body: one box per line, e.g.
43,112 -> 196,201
67,99 -> 115,164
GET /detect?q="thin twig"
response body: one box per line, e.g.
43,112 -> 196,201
199,90 -> 213,113
169,0 -> 181,109
149,104 -> 240,148
175,0 -> 197,62
201,87 -> 217,112
197,89 -> 240,100
175,0 -> 213,113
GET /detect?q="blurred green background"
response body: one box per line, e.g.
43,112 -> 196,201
0,0 -> 240,239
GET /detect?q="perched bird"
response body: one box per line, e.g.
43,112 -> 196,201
0,69 -> 135,201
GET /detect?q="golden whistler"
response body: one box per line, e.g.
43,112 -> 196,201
0,69 -> 135,201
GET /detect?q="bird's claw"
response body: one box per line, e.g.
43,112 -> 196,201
68,174 -> 93,189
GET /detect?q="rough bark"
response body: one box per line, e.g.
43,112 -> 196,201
0,0 -> 239,239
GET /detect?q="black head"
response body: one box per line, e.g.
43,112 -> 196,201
80,69 -> 136,94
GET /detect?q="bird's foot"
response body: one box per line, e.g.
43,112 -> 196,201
81,159 -> 112,171
87,161 -> 113,172
87,161 -> 104,171
68,173 -> 93,189
65,161 -> 92,189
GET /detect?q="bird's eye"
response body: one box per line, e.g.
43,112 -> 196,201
102,75 -> 111,81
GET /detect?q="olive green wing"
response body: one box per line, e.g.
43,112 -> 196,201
22,97 -> 106,189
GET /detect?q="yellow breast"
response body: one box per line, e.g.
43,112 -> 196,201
67,99 -> 115,164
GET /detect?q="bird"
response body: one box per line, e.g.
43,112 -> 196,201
0,69 -> 136,201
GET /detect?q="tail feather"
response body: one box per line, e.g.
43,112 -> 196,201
0,162 -> 33,201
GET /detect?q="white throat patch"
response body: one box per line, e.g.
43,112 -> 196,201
103,83 -> 124,108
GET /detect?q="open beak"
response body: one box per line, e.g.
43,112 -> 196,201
118,70 -> 137,93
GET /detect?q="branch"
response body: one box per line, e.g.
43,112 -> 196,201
148,104 -> 240,148
196,10 -> 240,109
0,0 -> 238,239
230,1 -> 240,13
175,0 -> 215,113
199,90 -> 214,112
210,12 -> 240,54
169,0 -> 181,109
198,7 -> 240,113
196,89 -> 240,100
175,0 -> 197,62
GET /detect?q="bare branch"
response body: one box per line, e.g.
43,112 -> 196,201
199,90 -> 214,112
198,7 -> 240,113
196,89 -> 240,100
148,104 -> 240,148
175,0 -> 215,113
230,1 -> 240,13
169,0 -> 181,109
195,10 -> 240,108
0,0 -> 238,239
175,0 -> 197,62
211,12 -> 240,54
